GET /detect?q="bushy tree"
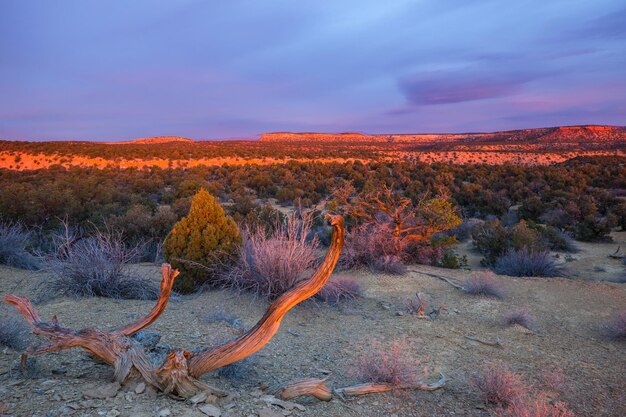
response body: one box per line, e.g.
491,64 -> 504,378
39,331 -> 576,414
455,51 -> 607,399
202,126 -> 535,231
164,189 -> 241,293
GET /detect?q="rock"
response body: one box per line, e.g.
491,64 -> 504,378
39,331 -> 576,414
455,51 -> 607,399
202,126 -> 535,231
134,382 -> 146,394
106,409 -> 121,417
257,407 -> 285,417
198,404 -> 222,417
260,395 -> 304,411
83,382 -> 121,399
189,391 -> 209,405
157,408 -> 172,417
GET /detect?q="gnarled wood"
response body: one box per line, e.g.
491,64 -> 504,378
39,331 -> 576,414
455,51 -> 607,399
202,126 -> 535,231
187,214 -> 344,377
268,377 -> 333,401
3,265 -> 180,388
5,215 -> 345,399
114,264 -> 179,336
335,374 -> 447,396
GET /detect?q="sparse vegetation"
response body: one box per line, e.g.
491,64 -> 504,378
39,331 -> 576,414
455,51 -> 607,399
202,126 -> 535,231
497,398 -> 575,417
350,339 -> 428,388
221,211 -> 318,299
462,271 -> 507,299
315,277 -> 362,304
494,249 -> 562,278
502,308 -> 536,331
0,311 -> 30,350
472,362 -> 528,406
602,310 -> 626,340
0,221 -> 39,270
44,229 -> 158,300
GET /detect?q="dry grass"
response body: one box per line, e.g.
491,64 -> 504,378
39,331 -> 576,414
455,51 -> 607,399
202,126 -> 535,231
602,309 -> 626,340
472,362 -> 528,406
502,308 -> 536,331
497,398 -> 575,417
314,277 -> 362,304
494,249 -> 562,277
43,230 -> 158,300
463,271 -> 507,299
0,311 -> 31,351
0,221 -> 39,270
349,338 -> 428,388
221,211 -> 319,299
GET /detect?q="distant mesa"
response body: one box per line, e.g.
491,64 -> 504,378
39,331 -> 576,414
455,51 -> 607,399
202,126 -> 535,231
113,136 -> 195,144
259,125 -> 626,144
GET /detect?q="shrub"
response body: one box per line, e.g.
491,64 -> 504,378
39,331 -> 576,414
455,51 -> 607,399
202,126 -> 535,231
350,339 -> 428,388
44,230 -> 158,300
341,222 -> 407,274
315,277 -> 362,304
472,219 -> 509,265
0,221 -> 39,270
602,310 -> 626,340
497,399 -> 575,417
0,310 -> 31,350
462,271 -> 507,299
502,308 -> 536,331
472,362 -> 528,406
164,189 -> 241,293
539,226 -> 577,253
494,249 -> 562,277
509,221 -> 543,253
221,211 -> 318,299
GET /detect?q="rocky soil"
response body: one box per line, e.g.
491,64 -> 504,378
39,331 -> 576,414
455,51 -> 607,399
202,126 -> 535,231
1,238 -> 625,417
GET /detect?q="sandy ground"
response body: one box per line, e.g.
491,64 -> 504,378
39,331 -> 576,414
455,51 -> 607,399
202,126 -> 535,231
1,150 -> 624,171
1,244 -> 625,417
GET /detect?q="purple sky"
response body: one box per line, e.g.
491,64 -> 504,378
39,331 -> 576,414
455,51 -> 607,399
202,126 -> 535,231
1,0 -> 625,141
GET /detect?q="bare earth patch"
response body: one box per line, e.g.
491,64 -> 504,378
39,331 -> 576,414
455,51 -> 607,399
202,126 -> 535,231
1,260 -> 624,416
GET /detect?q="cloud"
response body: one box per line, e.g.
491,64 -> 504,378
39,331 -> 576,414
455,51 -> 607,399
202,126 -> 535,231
398,71 -> 541,106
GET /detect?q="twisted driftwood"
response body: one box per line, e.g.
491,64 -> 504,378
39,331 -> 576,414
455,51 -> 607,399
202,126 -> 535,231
5,215 -> 345,398
268,374 -> 447,400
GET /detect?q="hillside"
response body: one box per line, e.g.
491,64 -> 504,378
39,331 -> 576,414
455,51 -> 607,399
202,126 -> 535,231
259,125 -> 626,144
111,136 -> 195,145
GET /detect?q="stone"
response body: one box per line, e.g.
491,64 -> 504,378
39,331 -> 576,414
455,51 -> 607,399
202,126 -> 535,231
83,382 -> 121,399
198,404 -> 222,417
189,391 -> 209,405
134,382 -> 146,394
106,409 -> 121,417
257,407 -> 284,417
157,408 -> 172,417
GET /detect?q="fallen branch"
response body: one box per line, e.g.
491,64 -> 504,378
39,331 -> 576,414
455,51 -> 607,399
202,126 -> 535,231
5,215 -> 346,399
268,376 -> 333,401
409,270 -> 464,290
335,373 -> 447,396
464,335 -> 503,348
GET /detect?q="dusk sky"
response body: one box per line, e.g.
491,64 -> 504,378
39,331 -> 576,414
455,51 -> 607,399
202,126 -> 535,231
1,1 -> 625,141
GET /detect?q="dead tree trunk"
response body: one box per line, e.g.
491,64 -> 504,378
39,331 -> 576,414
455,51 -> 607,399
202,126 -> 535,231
5,215 -> 345,399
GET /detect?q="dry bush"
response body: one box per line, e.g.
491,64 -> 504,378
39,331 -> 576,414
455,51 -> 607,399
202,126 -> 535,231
221,211 -> 319,299
0,311 -> 31,350
44,229 -> 159,300
472,362 -> 528,406
341,222 -> 407,274
0,220 -> 39,270
497,398 -> 575,417
502,308 -> 536,331
350,338 -> 428,388
314,277 -> 362,304
539,365 -> 567,393
462,271 -> 507,299
602,310 -> 626,340
494,249 -> 562,277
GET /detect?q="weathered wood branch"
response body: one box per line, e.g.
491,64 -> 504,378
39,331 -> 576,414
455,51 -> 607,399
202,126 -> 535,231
114,264 -> 179,336
269,377 -> 333,401
336,374 -> 447,396
187,214 -> 345,377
